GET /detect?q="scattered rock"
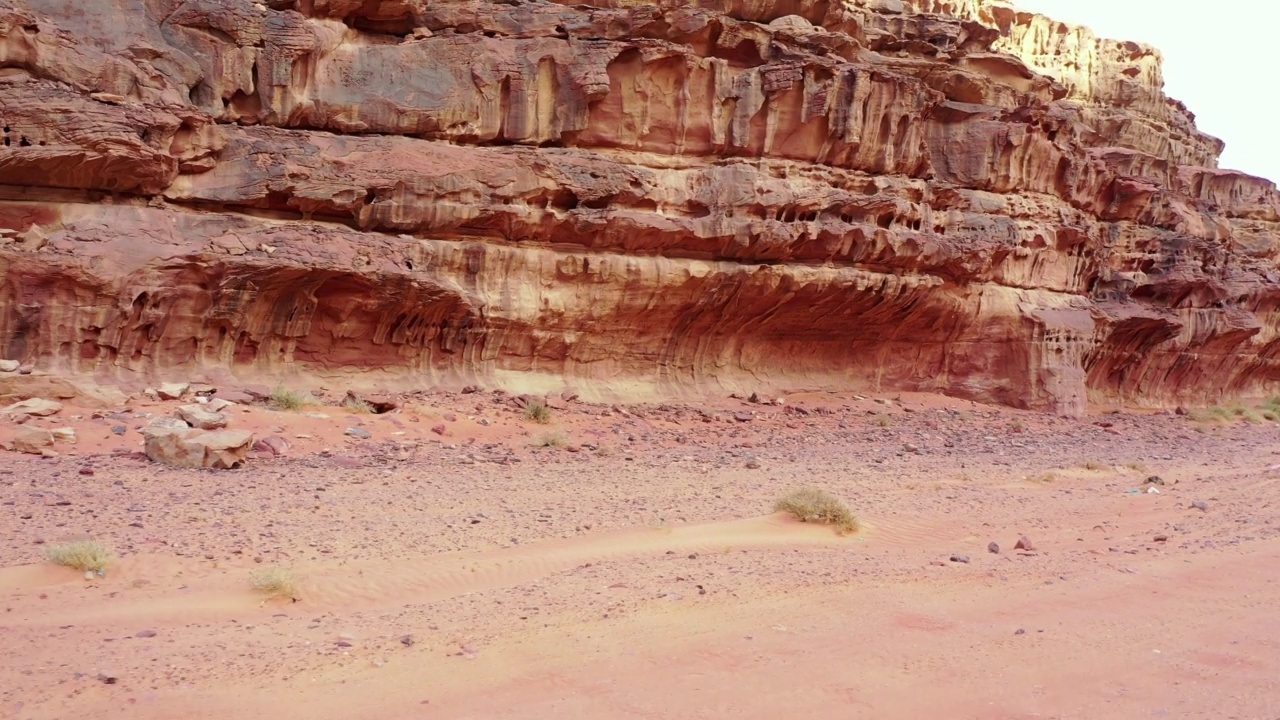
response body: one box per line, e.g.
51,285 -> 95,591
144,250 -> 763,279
96,671 -> 118,685
11,426 -> 54,454
3,398 -> 62,417
431,424 -> 447,436
1144,475 -> 1165,486
78,467 -> 95,476
345,427 -> 372,440
176,404 -> 229,430
1153,534 -> 1169,543
733,412 -> 754,423
135,629 -> 157,638
156,382 -> 190,400
148,416 -> 191,432
1014,628 -> 1026,636
400,634 -> 415,647
254,435 -> 291,457
111,425 -> 127,435
1015,536 -> 1034,551
744,455 -> 761,469
987,542 -> 1000,554
903,442 -> 919,453
1190,500 -> 1209,512
204,398 -> 236,413
143,427 -> 254,469
0,360 -> 19,372
949,555 -> 970,564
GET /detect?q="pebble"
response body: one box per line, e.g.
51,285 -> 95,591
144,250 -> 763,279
1191,500 -> 1209,512
987,542 -> 1000,554
135,629 -> 157,638
344,427 -> 372,440
950,555 -> 970,564
1015,536 -> 1034,551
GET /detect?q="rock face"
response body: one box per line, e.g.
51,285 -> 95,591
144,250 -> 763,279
1,0 -> 1278,414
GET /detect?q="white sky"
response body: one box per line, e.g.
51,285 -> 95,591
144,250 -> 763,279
1014,0 -> 1280,182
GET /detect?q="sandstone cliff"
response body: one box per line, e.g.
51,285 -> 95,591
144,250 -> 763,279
1,0 -> 1278,414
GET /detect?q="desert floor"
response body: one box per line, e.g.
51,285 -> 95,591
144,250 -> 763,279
2,389 -> 1279,719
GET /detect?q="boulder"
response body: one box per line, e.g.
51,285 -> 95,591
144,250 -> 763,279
11,426 -> 54,454
343,390 -> 399,414
3,398 -> 62,417
156,383 -> 190,401
0,360 -> 18,372
50,427 -> 77,444
143,427 -> 254,469
176,404 -> 229,430
253,435 -> 291,457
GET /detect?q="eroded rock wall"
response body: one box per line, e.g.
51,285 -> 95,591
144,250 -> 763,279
1,0 -> 1278,413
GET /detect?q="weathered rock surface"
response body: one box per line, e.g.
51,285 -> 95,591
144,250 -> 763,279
143,426 -> 254,469
1,0 -> 1279,413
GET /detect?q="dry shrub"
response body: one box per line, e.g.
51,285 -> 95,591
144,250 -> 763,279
774,488 -> 859,535
46,540 -> 111,573
251,567 -> 299,600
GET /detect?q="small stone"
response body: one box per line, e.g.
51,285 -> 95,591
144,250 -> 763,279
949,555 -> 970,564
744,455 -> 761,469
987,542 -> 1000,554
1191,500 -> 1208,512
1014,628 -> 1026,636
733,412 -> 754,422
431,424 -> 446,436
78,467 -> 94,476
0,359 -> 18,372
400,634 -> 415,647
335,640 -> 353,648
1014,536 -> 1034,551
96,672 -> 118,685
111,425 -> 127,436
1153,534 -> 1169,543
345,427 -> 372,440
903,442 -> 919,453
135,629 -> 157,638
1144,475 -> 1165,486
253,435 -> 291,457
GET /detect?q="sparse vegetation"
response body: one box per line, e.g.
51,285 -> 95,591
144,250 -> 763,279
1025,471 -> 1057,484
1082,460 -> 1106,472
342,396 -> 375,414
874,413 -> 893,428
269,386 -> 311,411
1125,461 -> 1149,473
534,430 -> 568,448
251,567 -> 299,600
774,488 -> 859,535
45,540 -> 111,573
1009,420 -> 1026,432
524,399 -> 551,424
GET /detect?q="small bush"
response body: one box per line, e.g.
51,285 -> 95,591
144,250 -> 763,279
874,413 -> 893,428
524,399 -> 551,424
251,567 -> 299,600
46,540 -> 111,573
1082,460 -> 1106,472
1025,471 -> 1057,484
774,488 -> 859,535
342,396 -> 374,414
269,387 -> 310,411
534,430 -> 568,448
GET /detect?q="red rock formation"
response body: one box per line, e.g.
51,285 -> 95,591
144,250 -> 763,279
1,0 -> 1278,414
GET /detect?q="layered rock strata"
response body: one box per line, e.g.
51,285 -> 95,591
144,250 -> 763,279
1,0 -> 1278,413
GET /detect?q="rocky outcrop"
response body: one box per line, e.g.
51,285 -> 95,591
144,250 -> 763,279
1,0 -> 1278,414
